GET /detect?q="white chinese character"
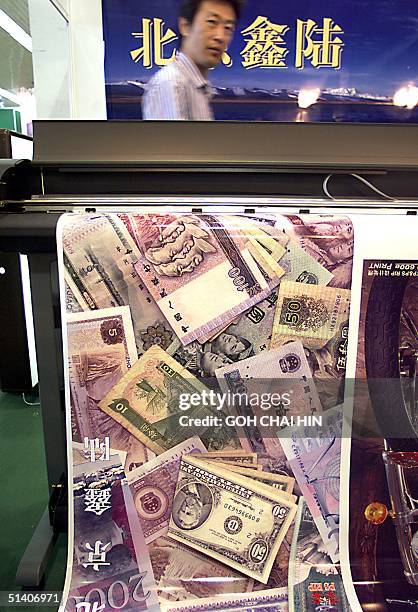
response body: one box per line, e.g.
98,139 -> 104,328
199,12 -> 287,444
82,540 -> 111,571
83,437 -> 110,462
84,487 -> 112,516
75,603 -> 105,612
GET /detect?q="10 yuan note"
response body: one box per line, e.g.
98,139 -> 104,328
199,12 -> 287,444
99,346 -> 242,455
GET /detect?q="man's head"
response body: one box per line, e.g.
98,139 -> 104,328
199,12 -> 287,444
211,332 -> 249,357
179,0 -> 244,74
199,350 -> 232,376
177,493 -> 203,528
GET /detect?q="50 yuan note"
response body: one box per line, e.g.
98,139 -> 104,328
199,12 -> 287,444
129,214 -> 275,344
61,213 -> 175,354
168,454 -> 297,584
128,437 -> 206,543
67,307 -> 153,470
99,346 -> 241,455
272,281 -> 350,350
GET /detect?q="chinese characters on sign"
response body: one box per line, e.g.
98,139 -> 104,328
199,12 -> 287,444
295,18 -> 344,69
131,17 -> 231,68
131,17 -> 177,67
241,16 -> 289,69
130,16 -> 344,70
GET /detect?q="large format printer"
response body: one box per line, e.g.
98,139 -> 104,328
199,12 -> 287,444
1,120 -> 418,606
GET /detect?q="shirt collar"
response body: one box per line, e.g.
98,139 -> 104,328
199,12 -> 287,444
176,52 -> 211,92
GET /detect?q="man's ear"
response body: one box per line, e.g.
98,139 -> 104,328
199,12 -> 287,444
179,17 -> 191,40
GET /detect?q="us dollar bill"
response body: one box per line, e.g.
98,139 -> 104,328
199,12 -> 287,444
197,451 -> 258,465
272,281 -> 351,349
99,346 -> 241,455
288,497 -> 349,612
211,463 -> 296,499
168,455 -> 297,584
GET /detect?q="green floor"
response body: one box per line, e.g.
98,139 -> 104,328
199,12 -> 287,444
0,391 -> 67,611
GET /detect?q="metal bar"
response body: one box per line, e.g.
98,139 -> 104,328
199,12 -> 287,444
27,252 -> 66,494
15,507 -> 55,587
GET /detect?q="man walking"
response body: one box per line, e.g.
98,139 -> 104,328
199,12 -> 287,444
142,0 -> 243,120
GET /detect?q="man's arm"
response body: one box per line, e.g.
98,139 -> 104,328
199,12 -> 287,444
142,72 -> 189,120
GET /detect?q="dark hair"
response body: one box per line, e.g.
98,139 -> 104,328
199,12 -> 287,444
179,0 -> 244,25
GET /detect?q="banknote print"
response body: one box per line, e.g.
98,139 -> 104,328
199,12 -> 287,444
58,212 -> 355,611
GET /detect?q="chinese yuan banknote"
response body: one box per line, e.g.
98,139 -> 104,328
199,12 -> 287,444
98,345 -> 241,455
288,498 -> 349,612
272,281 -> 351,350
280,407 -> 343,563
167,455 -> 297,584
64,454 -> 159,612
160,587 -> 288,611
127,437 -> 206,543
62,213 -> 174,355
215,341 -> 323,457
282,215 -> 354,290
128,214 -> 277,344
149,535 -> 253,603
67,307 -> 153,471
280,239 -> 334,286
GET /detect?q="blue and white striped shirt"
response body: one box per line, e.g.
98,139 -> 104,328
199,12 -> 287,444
142,53 -> 214,121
